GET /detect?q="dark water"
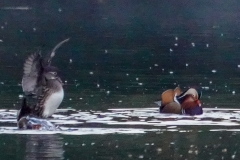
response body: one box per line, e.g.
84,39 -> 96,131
1,0 -> 240,159
1,108 -> 240,160
0,132 -> 239,160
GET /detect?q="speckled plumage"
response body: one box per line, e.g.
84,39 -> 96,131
21,38 -> 69,118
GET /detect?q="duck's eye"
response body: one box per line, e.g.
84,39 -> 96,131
51,72 -> 57,75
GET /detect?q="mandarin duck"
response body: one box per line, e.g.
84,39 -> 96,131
22,38 -> 69,118
157,87 -> 203,115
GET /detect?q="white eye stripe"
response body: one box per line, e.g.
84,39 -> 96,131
50,72 -> 57,75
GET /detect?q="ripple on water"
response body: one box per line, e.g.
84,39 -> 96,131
0,108 -> 240,135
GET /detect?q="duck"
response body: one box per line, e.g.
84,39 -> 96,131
156,87 -> 203,115
17,98 -> 56,130
22,38 -> 69,118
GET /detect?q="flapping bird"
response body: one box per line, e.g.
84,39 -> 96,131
22,38 -> 69,118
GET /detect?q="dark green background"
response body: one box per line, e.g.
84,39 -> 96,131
1,0 -> 240,110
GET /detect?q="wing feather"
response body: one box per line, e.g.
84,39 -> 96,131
22,52 -> 42,95
43,38 -> 70,66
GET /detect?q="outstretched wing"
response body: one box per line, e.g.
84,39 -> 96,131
43,38 -> 70,66
22,51 -> 43,96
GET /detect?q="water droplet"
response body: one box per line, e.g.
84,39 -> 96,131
191,42 -> 195,47
202,86 -> 210,90
188,150 -> 193,154
175,37 -> 178,41
154,64 -> 158,67
195,150 -> 199,155
157,148 -> 162,152
89,72 -> 94,75
212,70 -> 217,73
232,91 -> 236,95
139,155 -> 144,159
169,71 -> 173,74
69,59 -> 72,63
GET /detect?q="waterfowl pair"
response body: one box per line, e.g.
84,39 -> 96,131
157,87 -> 203,115
18,38 -> 69,129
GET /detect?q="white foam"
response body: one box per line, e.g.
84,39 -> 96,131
0,107 -> 240,135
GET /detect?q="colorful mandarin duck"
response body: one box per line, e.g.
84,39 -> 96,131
157,87 -> 203,115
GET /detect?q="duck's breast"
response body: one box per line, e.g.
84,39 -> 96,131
42,88 -> 64,117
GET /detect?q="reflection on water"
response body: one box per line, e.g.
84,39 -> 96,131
25,135 -> 64,160
61,131 -> 240,160
0,134 -> 63,160
1,108 -> 240,135
0,108 -> 239,159
0,130 -> 239,160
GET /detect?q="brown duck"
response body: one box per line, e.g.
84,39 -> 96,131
158,87 -> 202,115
